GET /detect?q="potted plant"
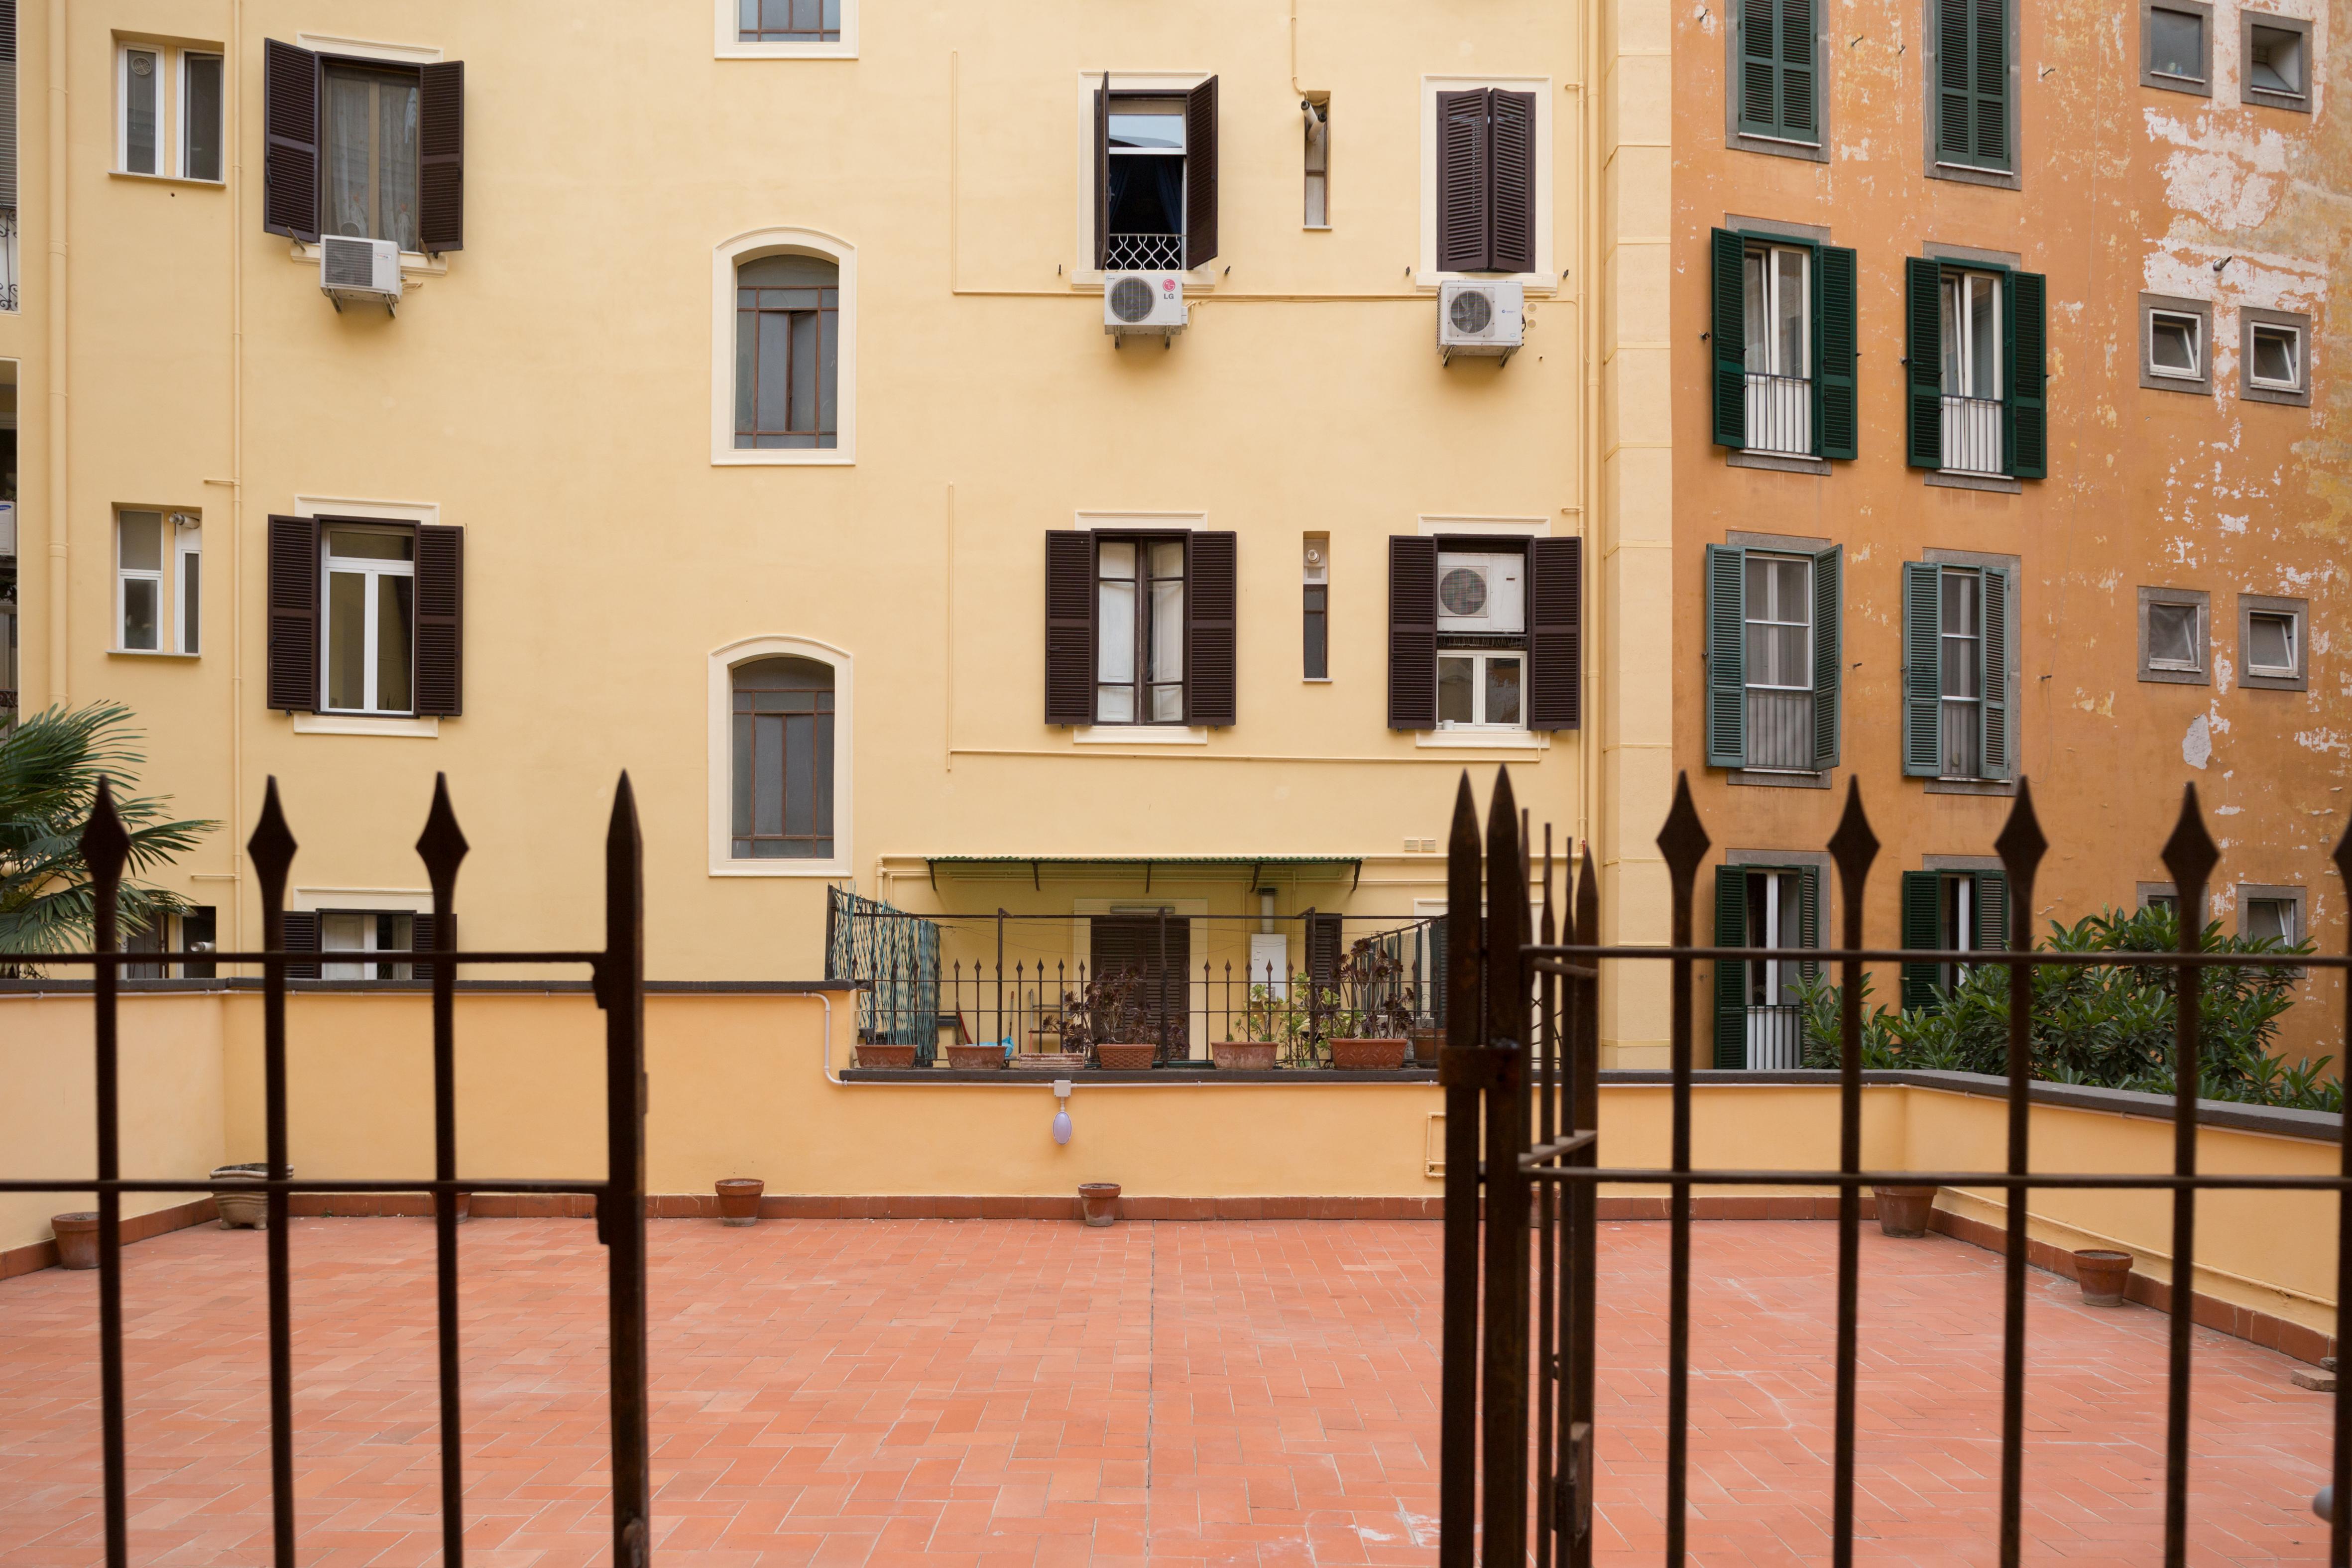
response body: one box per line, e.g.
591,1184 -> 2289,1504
1872,1185 -> 1937,1237
946,1038 -> 1006,1069
50,1212 -> 99,1270
715,1177 -> 765,1227
1325,939 -> 1416,1070
855,1029 -> 920,1069
1215,979 -> 1287,1070
1039,969 -> 1155,1070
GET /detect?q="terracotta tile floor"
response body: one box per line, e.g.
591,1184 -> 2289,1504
0,1217 -> 2334,1566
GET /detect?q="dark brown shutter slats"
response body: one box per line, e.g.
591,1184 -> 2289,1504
1045,531 -> 1096,725
1487,91 -> 1537,273
1093,74 -> 1111,271
1387,536 -> 1438,729
265,514 -> 319,712
1183,76 -> 1219,269
1184,531 -> 1237,727
282,911 -> 320,980
414,525 -> 465,717
412,912 -> 451,982
261,39 -> 321,242
1307,912 -> 1345,995
1527,536 -> 1583,730
418,61 -> 465,254
0,1 -> 18,210
1435,90 -> 1490,271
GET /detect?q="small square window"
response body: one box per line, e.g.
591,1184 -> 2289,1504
2138,587 -> 2209,684
2241,308 -> 2312,406
2139,294 -> 2212,392
2141,1 -> 2212,91
2240,13 -> 2312,112
2250,326 -> 2299,387
2238,594 -> 2309,691
2237,885 -> 2306,977
2148,313 -> 2200,377
2147,603 -> 2199,666
116,41 -> 226,182
2247,612 -> 2294,673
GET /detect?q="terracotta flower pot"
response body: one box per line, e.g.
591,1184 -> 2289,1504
1094,1042 -> 1157,1072
51,1212 -> 99,1271
1330,1038 -> 1410,1071
437,1190 -> 471,1223
1871,1185 -> 1937,1238
1212,1041 -> 1278,1071
946,1043 -> 1006,1070
1410,1027 -> 1443,1066
857,1043 -> 919,1069
715,1178 -> 765,1227
2073,1248 -> 2133,1307
1012,1051 -> 1089,1072
213,1163 -> 274,1229
1078,1183 -> 1122,1227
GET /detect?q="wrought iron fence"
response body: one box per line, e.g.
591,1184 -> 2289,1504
1437,765 -> 2352,1568
1105,231 -> 1184,271
0,772 -> 653,1568
1742,371 -> 1812,457
0,208 -> 18,314
1941,392 -> 2003,475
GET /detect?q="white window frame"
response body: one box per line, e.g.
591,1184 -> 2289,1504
1436,650 -> 1528,732
707,635 -> 854,877
114,510 -> 166,652
318,524 -> 417,717
114,40 -> 226,184
321,909 -> 415,981
1416,75 -> 1556,292
1742,551 -> 1815,770
2248,322 -> 2303,390
174,520 -> 202,654
288,495 -> 441,737
1940,270 -> 2002,400
2147,308 -> 2203,380
715,0 -> 859,60
711,229 -> 857,467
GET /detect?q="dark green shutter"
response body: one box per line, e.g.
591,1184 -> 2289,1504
1900,871 -> 1942,1010
1778,0 -> 1817,136
1974,871 -> 2008,954
1705,544 -> 1746,768
1904,257 -> 1943,468
1935,0 -> 2007,169
1796,864 -> 1821,984
1715,865 -> 1748,1069
1736,0 -> 1783,136
1711,229 -> 1748,448
2004,270 -> 2047,479
1813,244 -> 1857,459
1811,545 -> 1841,769
1902,563 -> 1942,777
1979,566 -> 2009,779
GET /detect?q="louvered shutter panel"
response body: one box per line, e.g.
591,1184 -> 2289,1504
1899,871 -> 1941,1010
265,515 -> 320,712
1714,866 -> 1747,1069
1435,91 -> 1490,272
1736,0 -> 1782,135
262,39 -> 321,242
1904,257 -> 1944,467
1711,229 -> 1748,448
1184,531 -> 1237,726
0,0 -> 18,211
412,912 -> 452,983
1307,912 -> 1344,995
1093,75 -> 1111,270
1486,91 -> 1537,274
1973,872 -> 2007,955
418,62 -> 465,254
413,525 -> 464,717
1813,244 -> 1858,459
1934,0 -> 1973,166
1777,0 -> 1817,137
1901,563 -> 1942,776
2004,271 -> 2047,479
1045,532 -> 1096,725
1796,865 -> 1821,984
282,911 -> 321,981
1387,536 -> 1437,729
1979,566 -> 2009,779
1811,545 -> 1841,768
1427,917 -> 1448,1031
1183,76 -> 1219,269
1969,0 -> 2008,166
1527,537 -> 1581,730
1704,544 -> 1746,768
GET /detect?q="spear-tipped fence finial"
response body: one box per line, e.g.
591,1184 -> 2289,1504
245,777 -> 298,912
79,777 -> 131,891
1655,773 -> 1711,904
415,772 -> 471,902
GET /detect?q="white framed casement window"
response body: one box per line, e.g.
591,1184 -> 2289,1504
319,525 -> 416,715
716,0 -> 858,59
1437,651 -> 1525,730
174,519 -> 202,653
116,41 -> 225,182
2242,306 -> 2312,407
1302,99 -> 1329,228
1742,242 -> 1811,457
2139,293 -> 2213,392
707,635 -> 854,876
115,510 -> 165,651
1939,270 -> 2002,475
2239,593 -> 2309,692
711,229 -> 856,466
2137,585 -> 2209,685
1742,553 -> 1815,771
322,910 -> 416,981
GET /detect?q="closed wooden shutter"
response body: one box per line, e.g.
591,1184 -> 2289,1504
0,0 -> 18,211
1435,90 -> 1490,272
1089,915 -> 1189,1055
1183,76 -> 1219,269
1387,536 -> 1437,729
1045,531 -> 1095,725
1979,566 -> 2009,779
1899,871 -> 1941,1010
1901,562 -> 1942,776
1810,545 -> 1841,768
1739,0 -> 1818,140
1093,75 -> 1111,270
265,515 -> 320,712
1487,91 -> 1537,273
1776,0 -> 1817,136
1973,872 -> 2007,954
1904,257 -> 1944,468
1704,544 -> 1746,767
412,911 -> 451,983
1710,230 -> 1747,448
1714,866 -> 1747,1068
262,39 -> 321,243
282,910 -> 321,981
1796,865 -> 1821,984
1813,243 -> 1858,459
1184,530 -> 1237,726
2003,270 -> 2047,479
414,525 -> 465,717
1937,0 -> 2007,168
1307,912 -> 1345,995
418,62 -> 465,254
1527,537 -> 1581,730
1426,917 -> 1448,1031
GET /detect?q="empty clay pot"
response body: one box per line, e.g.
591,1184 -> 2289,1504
213,1163 -> 274,1229
1094,1043 -> 1157,1071
2074,1248 -> 2133,1307
1871,1185 -> 1937,1238
1212,1042 -> 1278,1071
946,1043 -> 1006,1070
856,1043 -> 920,1069
51,1212 -> 99,1271
715,1178 -> 765,1227
1078,1182 -> 1122,1227
1329,1038 -> 1411,1071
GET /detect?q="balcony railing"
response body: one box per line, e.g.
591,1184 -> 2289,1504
1743,372 -> 1812,457
1743,1003 -> 1804,1070
1104,232 -> 1184,272
1744,687 -> 1816,771
0,209 -> 18,313
1941,698 -> 1982,779
1941,393 -> 2001,476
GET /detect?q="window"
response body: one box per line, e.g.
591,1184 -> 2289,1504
1438,652 -> 1522,728
2136,586 -> 2209,685
2242,307 -> 2311,407
1941,271 -> 2000,471
260,41 -> 464,255
740,0 -> 840,42
265,513 -> 464,719
2138,294 -> 2212,392
1706,541 -> 1839,773
1732,0 -> 1822,150
117,511 -> 163,651
2241,890 -> 2302,946
1434,88 -> 1537,274
323,64 -> 419,251
118,43 -> 224,181
124,906 -> 217,980
1712,864 -> 1820,1068
2238,594 -> 2308,692
1302,99 -> 1329,228
1045,529 -> 1234,728
1744,243 -> 1810,455
1096,538 -> 1186,724
1931,0 -> 2013,174
323,911 -> 416,981
1904,257 -> 2046,479
322,526 -> 414,714
2241,13 -> 2311,112
1709,230 -> 1856,460
735,254 -> 839,449
731,657 -> 835,859
2140,0 -> 2213,94
1094,78 -> 1218,273
1902,562 -> 2011,782
1901,868 -> 2007,1008
1386,535 -> 1579,733
1302,534 -> 1329,679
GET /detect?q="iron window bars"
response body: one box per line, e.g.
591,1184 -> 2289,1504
1436,765 -> 2352,1568
2,772 -> 652,1568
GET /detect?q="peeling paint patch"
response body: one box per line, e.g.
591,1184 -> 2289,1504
2183,714 -> 2212,769
2296,729 -> 2352,757
2071,689 -> 2116,718
2142,110 -> 2293,230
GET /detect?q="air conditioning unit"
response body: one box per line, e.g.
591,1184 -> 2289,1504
1438,279 -> 1524,365
1436,552 -> 1525,634
319,235 -> 402,315
1104,271 -> 1186,344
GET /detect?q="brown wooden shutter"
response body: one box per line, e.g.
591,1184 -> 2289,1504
282,911 -> 320,980
1183,76 -> 1219,269
261,39 -> 321,243
1435,90 -> 1489,271
412,912 -> 451,982
418,61 -> 465,254
1184,531 -> 1237,726
1527,536 -> 1582,730
1093,74 -> 1111,270
1306,912 -> 1345,994
0,1 -> 18,211
414,525 -> 464,717
1487,91 -> 1537,273
1045,531 -> 1095,724
265,514 -> 320,712
1388,536 -> 1438,729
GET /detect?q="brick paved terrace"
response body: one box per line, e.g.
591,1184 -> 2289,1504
0,1216 -> 2336,1566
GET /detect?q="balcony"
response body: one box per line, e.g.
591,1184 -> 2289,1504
1742,1002 -> 1804,1070
0,209 -> 16,313
1104,231 -> 1183,271
1941,393 -> 2001,476
1744,687 -> 1816,771
1743,372 -> 1812,458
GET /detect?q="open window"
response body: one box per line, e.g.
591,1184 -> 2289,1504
114,508 -> 201,655
1901,868 -> 2007,1008
280,908 -> 445,981
2241,306 -> 2312,407
1705,543 -> 1842,774
262,39 -> 463,254
2241,12 -> 2312,112
2136,586 -> 2209,686
1093,77 -> 1218,272
2238,594 -> 2308,692
1901,562 -> 2013,782
266,514 -> 464,718
1388,535 -> 1579,733
1904,256 -> 2046,479
2139,293 -> 2213,393
1712,862 -> 1820,1068
1044,529 -> 1236,728
1708,229 -> 1857,460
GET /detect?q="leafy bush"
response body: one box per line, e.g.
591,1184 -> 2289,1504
1790,905 -> 2336,1112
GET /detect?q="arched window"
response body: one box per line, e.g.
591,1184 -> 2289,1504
734,254 -> 838,449
731,656 -> 835,858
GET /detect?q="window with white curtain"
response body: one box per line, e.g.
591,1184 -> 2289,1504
323,64 -> 420,251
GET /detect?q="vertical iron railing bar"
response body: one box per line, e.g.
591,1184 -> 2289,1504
2159,785 -> 2220,1568
1536,825 -> 1558,1568
1568,841 -> 1600,1568
1654,776 -> 1712,1568
2333,807 -> 2352,1568
1438,772 -> 1484,1568
246,780 -> 300,1567
1993,781 -> 2049,1568
1479,775 -> 1530,1567
1824,781 -> 1880,1568
81,782 -> 131,1568
600,775 -> 653,1567
416,776 -> 471,1566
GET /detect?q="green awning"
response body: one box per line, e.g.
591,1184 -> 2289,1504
924,855 -> 1362,892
